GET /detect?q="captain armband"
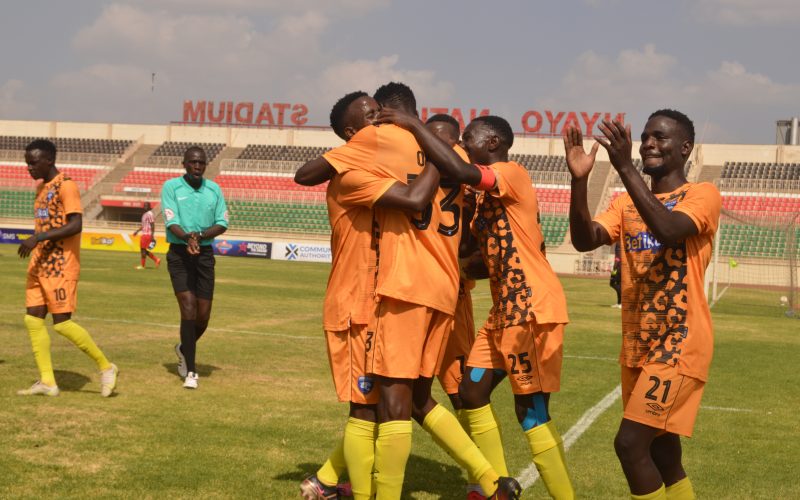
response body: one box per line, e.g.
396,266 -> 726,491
473,165 -> 496,191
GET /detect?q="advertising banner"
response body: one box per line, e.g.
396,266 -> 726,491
0,228 -> 34,244
272,241 -> 331,263
213,239 -> 272,258
81,231 -> 170,254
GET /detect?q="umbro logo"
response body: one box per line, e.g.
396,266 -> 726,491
646,402 -> 665,412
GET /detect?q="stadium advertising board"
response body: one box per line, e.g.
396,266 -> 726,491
81,231 -> 170,254
212,239 -> 272,258
180,99 -> 625,136
0,228 -> 34,244
272,241 -> 332,263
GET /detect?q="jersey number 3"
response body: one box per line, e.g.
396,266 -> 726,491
407,174 -> 460,237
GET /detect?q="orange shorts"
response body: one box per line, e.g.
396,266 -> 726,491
438,291 -> 475,395
25,274 -> 78,314
367,297 -> 453,379
467,322 -> 565,395
621,363 -> 705,437
325,324 -> 379,405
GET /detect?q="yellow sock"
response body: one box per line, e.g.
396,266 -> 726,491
423,404 -> 500,495
525,421 -> 575,500
24,315 -> 56,387
52,320 -> 111,371
633,484 -> 667,499
344,417 -> 377,500
466,404 -> 509,477
316,435 -> 345,487
666,477 -> 695,500
373,420 -> 412,500
456,409 -> 480,485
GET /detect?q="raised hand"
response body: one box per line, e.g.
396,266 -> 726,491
563,126 -> 599,181
374,107 -> 422,131
595,119 -> 634,171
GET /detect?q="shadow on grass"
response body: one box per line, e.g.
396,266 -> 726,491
162,362 -> 220,378
403,454 -> 463,499
53,370 -> 91,391
273,462 -> 318,483
273,455 -> 463,499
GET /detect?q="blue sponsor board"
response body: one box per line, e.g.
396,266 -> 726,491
212,239 -> 272,258
0,228 -> 34,244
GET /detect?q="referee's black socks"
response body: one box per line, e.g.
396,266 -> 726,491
180,319 -> 197,373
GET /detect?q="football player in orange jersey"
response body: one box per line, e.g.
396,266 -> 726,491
17,139 -> 118,398
565,110 -> 720,500
296,90 -> 443,500
376,109 -> 575,499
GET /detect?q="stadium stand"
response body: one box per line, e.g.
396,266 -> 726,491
237,145 -> 327,162
0,136 -> 131,220
510,154 -> 571,247
0,136 -> 131,155
716,161 -> 799,260
151,141 -> 225,161
0,163 -> 111,192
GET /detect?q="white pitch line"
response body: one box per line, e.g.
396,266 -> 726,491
517,385 -> 622,489
565,354 -> 617,362
701,405 -> 754,413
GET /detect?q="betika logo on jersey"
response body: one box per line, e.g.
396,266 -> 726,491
624,231 -> 662,253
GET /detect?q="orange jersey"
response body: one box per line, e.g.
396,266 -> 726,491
323,173 -> 377,330
594,182 -> 721,381
28,173 -> 82,279
473,161 -> 569,329
324,124 -> 463,315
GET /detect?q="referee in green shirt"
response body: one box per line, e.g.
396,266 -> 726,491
161,146 -> 228,389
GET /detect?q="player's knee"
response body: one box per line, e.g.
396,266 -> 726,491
517,394 -> 550,431
459,381 -> 490,409
178,300 -> 196,319
614,430 -> 646,462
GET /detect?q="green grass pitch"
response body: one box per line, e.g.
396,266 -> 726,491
0,245 -> 796,499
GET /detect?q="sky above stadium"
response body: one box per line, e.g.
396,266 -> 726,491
1,0 -> 798,145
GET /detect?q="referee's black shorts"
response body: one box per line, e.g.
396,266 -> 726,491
167,244 -> 216,300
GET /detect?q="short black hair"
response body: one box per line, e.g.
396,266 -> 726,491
649,109 -> 695,143
330,91 -> 369,140
471,115 -> 514,148
374,82 -> 416,114
183,145 -> 207,159
25,139 -> 57,160
426,114 -> 460,142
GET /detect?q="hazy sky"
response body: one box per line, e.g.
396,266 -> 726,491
1,0 -> 798,144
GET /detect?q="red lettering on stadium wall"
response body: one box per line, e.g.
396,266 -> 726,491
181,100 -> 623,135
420,107 -> 490,131
183,100 -> 309,127
522,110 -> 626,136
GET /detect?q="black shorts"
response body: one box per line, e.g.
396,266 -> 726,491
167,244 -> 216,300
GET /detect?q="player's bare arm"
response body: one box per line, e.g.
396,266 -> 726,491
374,162 -> 440,213
376,107 -> 481,186
294,156 -> 335,186
597,120 -> 698,245
564,126 -> 610,251
18,213 -> 82,258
